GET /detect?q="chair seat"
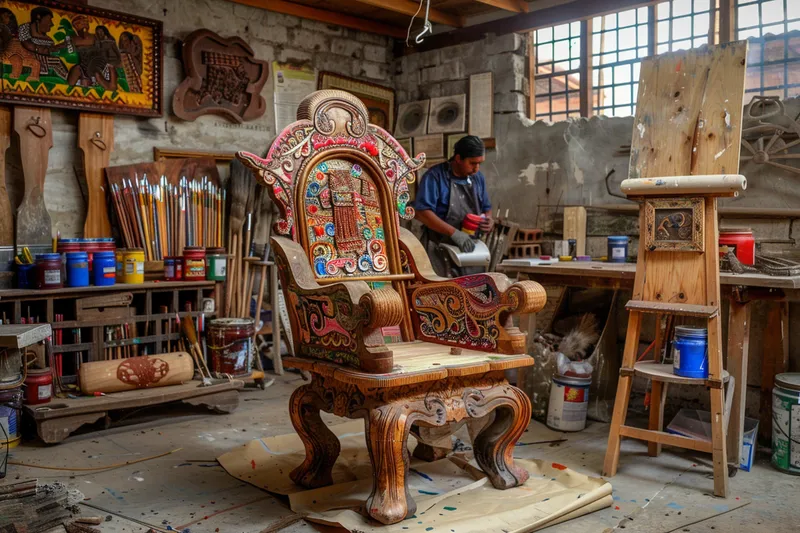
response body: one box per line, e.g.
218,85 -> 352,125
284,341 -> 533,388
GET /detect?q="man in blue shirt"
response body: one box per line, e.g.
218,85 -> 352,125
413,135 -> 493,276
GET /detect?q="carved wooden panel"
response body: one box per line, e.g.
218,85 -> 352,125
173,29 -> 269,123
644,197 -> 705,252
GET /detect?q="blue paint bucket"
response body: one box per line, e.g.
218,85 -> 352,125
607,236 -> 629,263
66,251 -> 90,288
673,326 -> 708,378
93,251 -> 116,286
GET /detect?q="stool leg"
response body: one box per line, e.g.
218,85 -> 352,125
603,311 -> 642,477
365,405 -> 416,525
648,381 -> 669,457
289,384 -> 340,489
473,386 -> 530,489
710,384 -> 730,497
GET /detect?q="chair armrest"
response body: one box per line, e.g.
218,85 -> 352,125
398,228 -> 546,354
271,237 -> 404,373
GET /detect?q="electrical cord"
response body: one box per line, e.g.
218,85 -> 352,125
406,0 -> 425,47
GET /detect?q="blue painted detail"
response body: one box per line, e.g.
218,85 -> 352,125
325,223 -> 335,236
351,164 -> 362,177
314,258 -> 327,276
363,228 -> 373,239
358,255 -> 372,271
307,182 -> 320,196
317,162 -> 328,172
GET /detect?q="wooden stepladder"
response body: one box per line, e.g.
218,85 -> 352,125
602,42 -> 749,499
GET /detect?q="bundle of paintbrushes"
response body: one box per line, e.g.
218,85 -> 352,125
109,174 -> 225,261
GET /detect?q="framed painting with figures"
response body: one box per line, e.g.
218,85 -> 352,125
644,198 -> 704,252
0,0 -> 162,116
318,71 -> 395,131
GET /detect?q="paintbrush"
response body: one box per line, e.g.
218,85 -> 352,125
226,160 -> 250,317
179,313 -> 212,383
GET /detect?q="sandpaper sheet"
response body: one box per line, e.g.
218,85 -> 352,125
218,419 -> 611,532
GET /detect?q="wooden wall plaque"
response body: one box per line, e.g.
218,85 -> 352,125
172,29 -> 269,123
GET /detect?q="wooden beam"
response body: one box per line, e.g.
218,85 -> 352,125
231,0 -> 408,38
579,18 -> 592,117
408,0 -> 653,53
474,0 -> 529,13
350,0 -> 465,27
719,0 -> 736,43
527,31 -> 535,118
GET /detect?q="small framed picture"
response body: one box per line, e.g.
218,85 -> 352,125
447,133 -> 467,159
413,134 -> 445,159
644,198 -> 705,252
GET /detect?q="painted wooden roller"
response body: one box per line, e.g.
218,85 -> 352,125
79,352 -> 194,395
621,174 -> 747,197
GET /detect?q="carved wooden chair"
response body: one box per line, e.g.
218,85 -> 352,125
237,90 -> 546,525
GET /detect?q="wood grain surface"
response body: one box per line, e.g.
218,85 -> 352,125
14,106 -> 53,245
80,113 -> 115,238
0,107 -> 12,246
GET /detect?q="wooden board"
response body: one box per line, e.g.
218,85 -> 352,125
0,280 -> 214,300
0,323 -> 51,349
14,107 -> 53,246
284,341 -> 533,388
104,157 -> 221,190
80,114 -> 115,238
0,107 -> 12,246
563,206 -> 586,256
24,380 -> 243,444
625,300 -> 718,318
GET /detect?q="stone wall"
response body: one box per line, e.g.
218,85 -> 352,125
4,0 -> 394,239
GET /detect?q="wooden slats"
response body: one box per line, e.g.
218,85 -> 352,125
630,362 -> 727,387
625,300 -> 719,318
473,0 -> 529,13
619,426 -> 714,453
350,0 -> 465,27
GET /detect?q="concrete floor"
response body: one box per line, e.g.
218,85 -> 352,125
8,373 -> 799,533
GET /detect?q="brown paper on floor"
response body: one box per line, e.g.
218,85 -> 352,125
217,419 -> 612,533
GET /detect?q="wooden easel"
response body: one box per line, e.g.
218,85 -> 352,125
602,42 -> 749,498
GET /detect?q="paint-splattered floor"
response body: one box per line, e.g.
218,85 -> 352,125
8,374 -> 798,532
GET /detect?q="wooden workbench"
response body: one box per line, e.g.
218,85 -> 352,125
499,260 -> 796,466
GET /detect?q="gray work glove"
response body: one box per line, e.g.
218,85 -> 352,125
450,230 -> 476,253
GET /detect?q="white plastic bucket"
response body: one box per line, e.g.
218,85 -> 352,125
547,374 -> 591,431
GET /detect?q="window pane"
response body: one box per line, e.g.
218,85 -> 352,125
658,2 -> 671,20
554,23 -> 570,40
694,0 -> 710,12
761,0 -> 784,25
619,9 -> 637,27
537,27 -> 553,42
673,0 -> 692,17
738,5 -> 761,29
673,18 -> 692,40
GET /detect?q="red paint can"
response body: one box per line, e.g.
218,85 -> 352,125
183,247 -> 206,281
23,368 -> 52,405
719,228 -> 755,266
207,318 -> 255,377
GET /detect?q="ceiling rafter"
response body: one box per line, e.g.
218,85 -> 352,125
231,0 -> 408,38
350,0 -> 466,28
473,0 -> 529,13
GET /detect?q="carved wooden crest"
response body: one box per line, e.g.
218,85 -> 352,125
173,29 -> 269,123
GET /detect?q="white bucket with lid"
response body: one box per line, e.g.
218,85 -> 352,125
547,373 -> 591,432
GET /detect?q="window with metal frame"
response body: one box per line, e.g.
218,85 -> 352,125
656,0 -> 714,54
736,0 -> 800,99
532,21 -> 582,122
592,7 -> 650,117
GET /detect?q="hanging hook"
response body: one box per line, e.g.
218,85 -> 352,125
415,0 -> 433,43
90,131 -> 107,151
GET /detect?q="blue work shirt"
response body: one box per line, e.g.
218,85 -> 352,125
412,162 -> 491,220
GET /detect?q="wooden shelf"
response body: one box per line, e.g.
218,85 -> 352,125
625,300 -> 719,318
630,362 -> 729,386
0,280 -> 214,300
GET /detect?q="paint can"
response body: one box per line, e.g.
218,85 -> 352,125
0,388 -> 22,453
207,318 -> 255,377
36,253 -> 63,289
607,236 -> 629,263
93,251 -> 117,286
16,263 -> 36,290
547,373 -> 591,431
123,248 -> 145,284
183,247 -> 206,281
205,247 -> 227,281
672,326 -> 708,378
772,372 -> 800,475
80,238 -> 102,278
65,251 -> 90,288
719,228 -> 755,265
115,249 -> 124,278
23,367 -> 52,405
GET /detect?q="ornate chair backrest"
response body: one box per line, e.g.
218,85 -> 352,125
238,90 -> 425,284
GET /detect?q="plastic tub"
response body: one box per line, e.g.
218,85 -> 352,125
183,247 -> 206,281
80,238 -> 102,278
672,326 -> 708,378
66,251 -> 90,288
16,263 -> 36,289
23,367 -> 52,405
547,373 -> 591,431
607,236 -> 628,263
123,248 -> 145,284
206,247 -> 227,281
93,251 -> 116,286
719,228 -> 755,266
772,373 -> 800,475
36,253 -> 63,289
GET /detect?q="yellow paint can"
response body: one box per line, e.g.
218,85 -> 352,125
123,248 -> 145,284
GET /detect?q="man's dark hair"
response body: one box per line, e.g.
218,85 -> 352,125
451,135 -> 485,160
